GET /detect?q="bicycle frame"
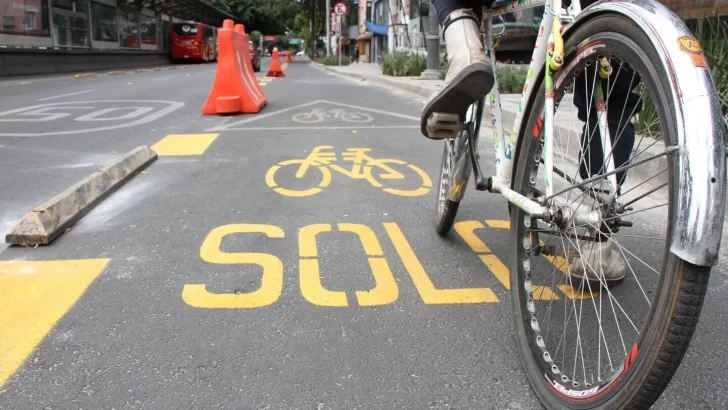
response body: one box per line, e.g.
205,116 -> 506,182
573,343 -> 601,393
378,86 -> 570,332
479,0 -> 579,216
461,0 -> 725,265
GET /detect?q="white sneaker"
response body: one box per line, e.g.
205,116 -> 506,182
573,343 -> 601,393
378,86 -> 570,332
421,8 -> 494,140
566,239 -> 626,288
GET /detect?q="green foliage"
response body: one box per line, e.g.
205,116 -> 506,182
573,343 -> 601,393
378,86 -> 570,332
496,65 -> 528,94
319,56 -> 350,66
209,0 -> 298,35
440,58 -> 527,94
636,14 -> 728,135
692,15 -> 728,131
380,52 -> 427,77
249,30 -> 261,44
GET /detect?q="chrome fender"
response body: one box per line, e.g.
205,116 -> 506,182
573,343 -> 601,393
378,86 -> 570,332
447,133 -> 473,202
565,0 -> 726,266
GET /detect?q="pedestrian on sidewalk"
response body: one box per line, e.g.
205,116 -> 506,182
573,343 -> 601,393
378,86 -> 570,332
352,47 -> 360,64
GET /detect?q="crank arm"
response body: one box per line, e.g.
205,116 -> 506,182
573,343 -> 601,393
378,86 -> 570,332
467,124 -> 489,192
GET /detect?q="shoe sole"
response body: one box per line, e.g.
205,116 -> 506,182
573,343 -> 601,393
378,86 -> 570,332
421,62 -> 494,139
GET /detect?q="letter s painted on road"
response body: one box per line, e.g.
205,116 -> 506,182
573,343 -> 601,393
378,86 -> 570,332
182,224 -> 284,308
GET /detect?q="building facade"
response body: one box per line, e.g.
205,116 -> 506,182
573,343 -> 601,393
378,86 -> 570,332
352,0 -> 728,63
0,0 -> 234,51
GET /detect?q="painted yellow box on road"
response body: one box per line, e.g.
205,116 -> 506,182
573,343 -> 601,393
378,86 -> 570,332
0,259 -> 110,387
151,133 -> 219,156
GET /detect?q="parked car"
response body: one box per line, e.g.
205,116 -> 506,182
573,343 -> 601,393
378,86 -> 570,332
249,40 -> 261,72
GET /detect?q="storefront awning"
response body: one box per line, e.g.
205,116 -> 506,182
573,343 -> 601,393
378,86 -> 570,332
364,21 -> 388,36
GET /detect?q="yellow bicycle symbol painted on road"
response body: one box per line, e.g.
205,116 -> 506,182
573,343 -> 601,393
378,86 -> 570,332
265,145 -> 432,197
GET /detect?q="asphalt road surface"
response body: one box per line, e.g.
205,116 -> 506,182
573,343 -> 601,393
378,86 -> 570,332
1,59 -> 727,410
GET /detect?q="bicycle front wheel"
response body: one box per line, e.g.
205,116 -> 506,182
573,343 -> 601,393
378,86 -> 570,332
510,15 -> 713,409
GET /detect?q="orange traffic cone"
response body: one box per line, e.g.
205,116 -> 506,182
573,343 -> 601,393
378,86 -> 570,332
201,20 -> 266,115
284,51 -> 292,64
267,48 -> 285,77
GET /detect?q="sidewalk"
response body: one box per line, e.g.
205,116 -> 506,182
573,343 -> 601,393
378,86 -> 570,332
323,62 -> 444,100
320,62 -> 523,119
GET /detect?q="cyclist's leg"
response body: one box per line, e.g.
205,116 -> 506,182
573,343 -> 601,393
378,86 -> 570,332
421,0 -> 496,140
569,60 -> 643,286
573,64 -> 642,191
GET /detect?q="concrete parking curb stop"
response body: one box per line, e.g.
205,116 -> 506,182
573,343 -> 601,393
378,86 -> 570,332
5,146 -> 157,246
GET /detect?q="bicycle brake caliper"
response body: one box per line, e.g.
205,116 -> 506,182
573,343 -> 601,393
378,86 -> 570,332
549,1 -> 564,72
598,56 -> 613,78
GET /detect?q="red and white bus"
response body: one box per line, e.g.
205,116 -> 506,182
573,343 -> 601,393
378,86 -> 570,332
170,22 -> 217,62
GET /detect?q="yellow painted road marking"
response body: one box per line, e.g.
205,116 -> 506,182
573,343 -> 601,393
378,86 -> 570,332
267,146 -> 431,197
384,223 -> 499,304
182,224 -> 284,308
480,220 -> 598,299
454,221 -> 490,253
455,220 -> 559,301
73,72 -> 96,79
485,220 -> 510,229
259,76 -> 276,87
0,259 -> 110,386
151,133 -> 219,156
108,70 -> 126,75
558,284 -> 598,299
299,224 -> 398,306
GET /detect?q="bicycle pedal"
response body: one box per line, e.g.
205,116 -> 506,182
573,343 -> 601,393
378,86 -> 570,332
426,113 -> 461,139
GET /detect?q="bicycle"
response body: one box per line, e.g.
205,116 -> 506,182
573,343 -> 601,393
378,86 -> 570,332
266,145 -> 432,197
292,108 -> 374,123
431,0 -> 726,408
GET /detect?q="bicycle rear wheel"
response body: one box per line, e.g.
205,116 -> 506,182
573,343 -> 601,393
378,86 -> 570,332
510,15 -> 714,409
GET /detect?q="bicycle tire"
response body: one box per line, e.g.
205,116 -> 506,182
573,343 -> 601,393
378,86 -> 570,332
509,14 -> 713,409
435,139 -> 462,235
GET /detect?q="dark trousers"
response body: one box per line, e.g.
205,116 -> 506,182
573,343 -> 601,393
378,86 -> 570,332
431,0 -> 641,186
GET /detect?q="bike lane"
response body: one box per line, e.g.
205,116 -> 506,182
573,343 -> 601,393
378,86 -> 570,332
0,61 -> 726,409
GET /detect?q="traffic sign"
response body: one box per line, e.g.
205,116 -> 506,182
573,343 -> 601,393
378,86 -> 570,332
333,2 -> 347,15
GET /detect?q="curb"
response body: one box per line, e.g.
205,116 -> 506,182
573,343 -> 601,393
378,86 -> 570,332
5,146 -> 157,246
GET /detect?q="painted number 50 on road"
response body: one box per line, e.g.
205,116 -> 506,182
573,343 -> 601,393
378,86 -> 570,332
0,100 -> 183,137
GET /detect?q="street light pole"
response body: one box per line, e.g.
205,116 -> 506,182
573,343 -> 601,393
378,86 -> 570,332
421,0 -> 440,79
326,0 -> 331,56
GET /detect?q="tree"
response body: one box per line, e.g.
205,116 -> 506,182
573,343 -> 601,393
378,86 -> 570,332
209,0 -> 300,35
249,30 -> 262,44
